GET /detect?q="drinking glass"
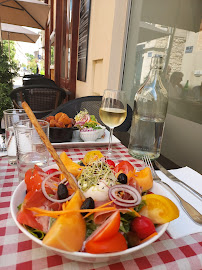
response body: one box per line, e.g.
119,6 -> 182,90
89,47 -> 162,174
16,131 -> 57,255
99,89 -> 127,155
14,119 -> 50,181
3,109 -> 28,165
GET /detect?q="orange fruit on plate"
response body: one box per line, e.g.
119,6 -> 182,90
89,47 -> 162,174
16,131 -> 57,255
82,150 -> 104,165
128,167 -> 153,192
43,190 -> 86,252
139,194 -> 179,224
60,152 -> 83,178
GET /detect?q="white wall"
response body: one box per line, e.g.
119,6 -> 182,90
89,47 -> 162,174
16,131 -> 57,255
76,0 -> 129,97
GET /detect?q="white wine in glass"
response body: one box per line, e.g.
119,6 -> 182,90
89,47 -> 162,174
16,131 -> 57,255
99,90 -> 127,155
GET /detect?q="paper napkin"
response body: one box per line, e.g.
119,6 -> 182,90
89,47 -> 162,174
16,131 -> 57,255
156,166 -> 202,239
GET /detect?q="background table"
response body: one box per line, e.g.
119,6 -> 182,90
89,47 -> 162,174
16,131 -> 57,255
0,144 -> 201,270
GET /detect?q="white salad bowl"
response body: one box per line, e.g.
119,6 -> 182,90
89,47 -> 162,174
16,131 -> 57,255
79,129 -> 100,142
10,165 -> 169,264
96,126 -> 106,138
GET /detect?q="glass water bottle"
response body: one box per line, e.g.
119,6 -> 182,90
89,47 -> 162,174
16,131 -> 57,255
128,55 -> 168,160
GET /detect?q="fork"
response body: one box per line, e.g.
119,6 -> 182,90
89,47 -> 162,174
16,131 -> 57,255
142,155 -> 202,225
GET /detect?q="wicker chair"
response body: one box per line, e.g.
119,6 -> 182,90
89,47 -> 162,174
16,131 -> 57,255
23,74 -> 44,79
10,85 -> 70,118
48,96 -> 133,132
23,77 -> 56,86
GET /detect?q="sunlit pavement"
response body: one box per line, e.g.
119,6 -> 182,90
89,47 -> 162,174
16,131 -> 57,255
13,76 -> 23,89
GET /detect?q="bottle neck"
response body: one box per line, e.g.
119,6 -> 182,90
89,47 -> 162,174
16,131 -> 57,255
150,67 -> 161,76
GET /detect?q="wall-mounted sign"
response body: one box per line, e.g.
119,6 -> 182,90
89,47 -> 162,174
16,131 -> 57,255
77,0 -> 91,82
185,46 -> 193,53
194,70 -> 202,77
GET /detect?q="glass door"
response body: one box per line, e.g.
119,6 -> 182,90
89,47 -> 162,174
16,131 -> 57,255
122,0 -> 202,173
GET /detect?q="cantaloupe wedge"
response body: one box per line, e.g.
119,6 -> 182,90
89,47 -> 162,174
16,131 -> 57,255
43,190 -> 86,252
128,167 -> 153,192
60,152 -> 83,178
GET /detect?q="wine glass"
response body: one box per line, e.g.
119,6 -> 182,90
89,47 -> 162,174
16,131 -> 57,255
99,89 -> 127,156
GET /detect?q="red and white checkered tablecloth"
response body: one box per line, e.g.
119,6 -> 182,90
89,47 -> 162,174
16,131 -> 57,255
0,144 -> 201,270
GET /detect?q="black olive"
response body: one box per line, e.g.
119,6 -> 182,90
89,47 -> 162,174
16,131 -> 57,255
80,161 -> 85,166
117,173 -> 127,184
80,197 -> 95,216
57,183 -> 68,200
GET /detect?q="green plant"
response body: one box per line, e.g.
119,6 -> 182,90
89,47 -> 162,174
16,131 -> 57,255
26,53 -> 37,73
0,83 -> 13,119
0,43 -> 18,120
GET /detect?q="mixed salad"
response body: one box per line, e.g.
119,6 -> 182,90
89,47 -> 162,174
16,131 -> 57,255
16,150 -> 179,254
74,109 -> 102,132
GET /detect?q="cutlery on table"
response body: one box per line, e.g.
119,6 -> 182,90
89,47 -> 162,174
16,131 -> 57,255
154,161 -> 202,200
143,155 -> 202,225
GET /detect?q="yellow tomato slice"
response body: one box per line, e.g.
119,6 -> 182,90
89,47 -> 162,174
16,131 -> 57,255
82,150 -> 104,165
139,194 -> 179,224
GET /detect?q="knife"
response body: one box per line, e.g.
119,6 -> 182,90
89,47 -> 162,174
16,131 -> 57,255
154,161 -> 202,200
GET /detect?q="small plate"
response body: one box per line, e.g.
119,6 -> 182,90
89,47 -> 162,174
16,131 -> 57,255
52,129 -> 120,148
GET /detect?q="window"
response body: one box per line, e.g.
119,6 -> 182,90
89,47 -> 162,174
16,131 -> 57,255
121,0 -> 202,173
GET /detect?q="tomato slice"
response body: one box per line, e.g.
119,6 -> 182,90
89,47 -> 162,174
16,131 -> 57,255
25,166 -> 44,192
46,168 -> 60,178
114,161 -> 134,174
140,194 -> 179,224
84,211 -> 127,254
106,160 -> 115,169
91,211 -> 120,242
85,232 -> 127,254
130,216 -> 156,240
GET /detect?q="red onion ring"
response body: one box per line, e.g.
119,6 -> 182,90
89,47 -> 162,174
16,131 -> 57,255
108,184 -> 141,207
41,171 -> 76,203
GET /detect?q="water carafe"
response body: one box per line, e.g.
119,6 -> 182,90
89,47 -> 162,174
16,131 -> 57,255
128,55 -> 168,160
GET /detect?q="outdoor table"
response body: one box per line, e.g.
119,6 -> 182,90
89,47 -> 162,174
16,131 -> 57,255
0,143 -> 201,270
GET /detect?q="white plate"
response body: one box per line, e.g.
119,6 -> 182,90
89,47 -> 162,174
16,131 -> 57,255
10,164 -> 169,263
52,129 -> 120,148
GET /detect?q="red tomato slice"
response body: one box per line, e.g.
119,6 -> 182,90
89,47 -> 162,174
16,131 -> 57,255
85,232 -> 127,254
106,160 -> 115,169
114,161 -> 134,174
130,216 -> 156,240
90,211 -> 120,242
25,166 -> 44,192
46,168 -> 60,178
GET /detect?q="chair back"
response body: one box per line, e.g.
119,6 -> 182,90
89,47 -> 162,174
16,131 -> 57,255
48,96 -> 133,132
23,74 -> 44,79
10,85 -> 70,118
23,77 -> 56,86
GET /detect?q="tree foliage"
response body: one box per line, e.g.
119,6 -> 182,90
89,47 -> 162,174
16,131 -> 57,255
0,43 -> 18,120
26,53 -> 37,73
2,40 -> 18,65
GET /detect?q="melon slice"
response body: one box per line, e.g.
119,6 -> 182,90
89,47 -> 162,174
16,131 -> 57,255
43,190 -> 86,252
